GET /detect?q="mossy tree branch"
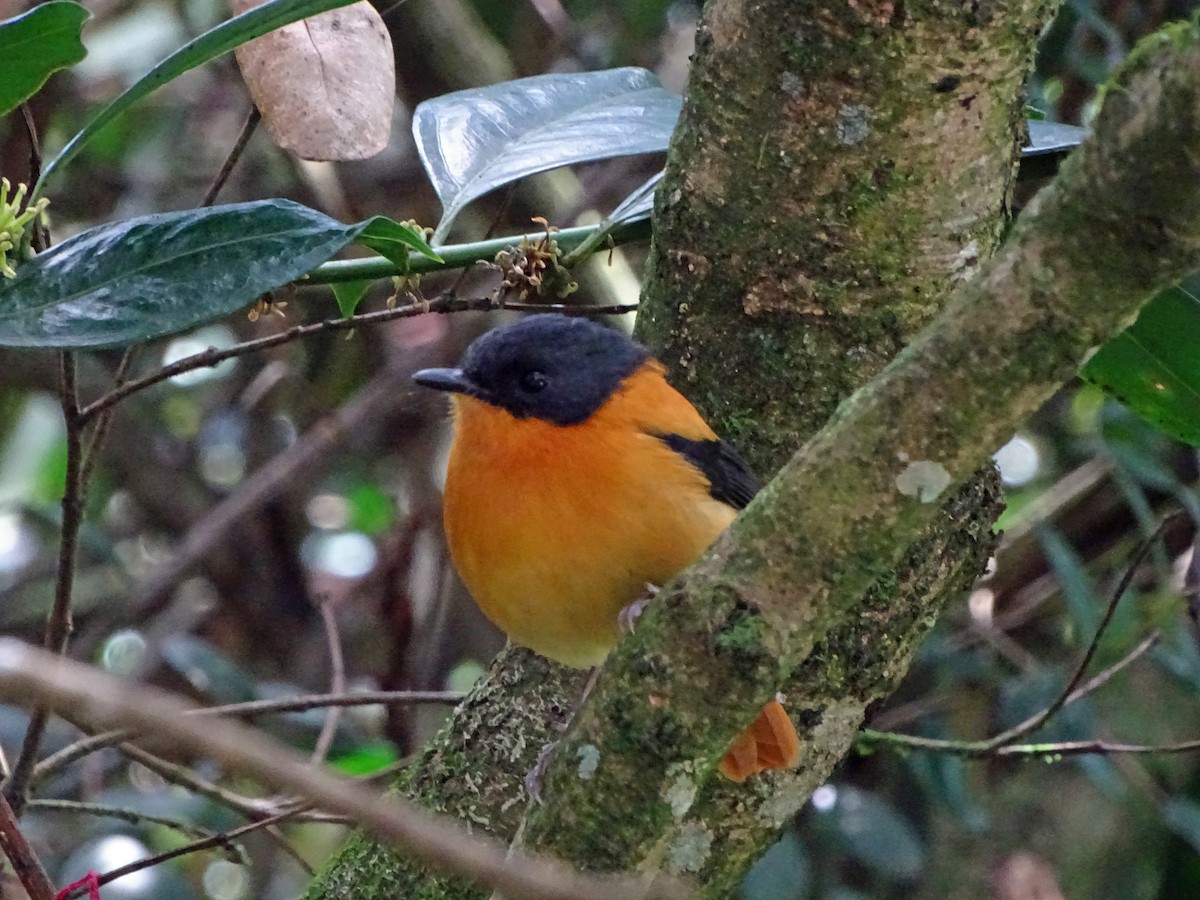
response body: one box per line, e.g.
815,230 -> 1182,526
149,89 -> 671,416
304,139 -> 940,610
305,6 -> 1200,899
514,15 -> 1200,882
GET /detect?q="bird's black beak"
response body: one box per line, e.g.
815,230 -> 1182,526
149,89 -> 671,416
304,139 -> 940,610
413,367 -> 475,396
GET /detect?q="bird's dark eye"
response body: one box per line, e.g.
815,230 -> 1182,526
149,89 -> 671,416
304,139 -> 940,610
519,370 -> 549,393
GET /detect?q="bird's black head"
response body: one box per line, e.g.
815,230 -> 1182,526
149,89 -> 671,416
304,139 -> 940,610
413,314 -> 649,426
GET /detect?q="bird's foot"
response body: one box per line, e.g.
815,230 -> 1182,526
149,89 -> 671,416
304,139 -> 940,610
618,583 -> 660,633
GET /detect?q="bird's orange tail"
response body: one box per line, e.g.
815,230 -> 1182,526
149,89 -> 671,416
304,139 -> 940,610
718,699 -> 800,782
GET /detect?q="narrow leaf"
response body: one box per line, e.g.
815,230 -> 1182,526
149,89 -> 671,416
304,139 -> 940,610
1022,120 -> 1088,158
1163,796 -> 1200,855
0,1 -> 90,117
564,170 -> 663,264
0,200 -> 362,348
413,68 -> 681,244
1037,524 -> 1101,636
356,217 -> 441,266
1083,283 -> 1200,446
826,786 -> 924,883
36,0 -> 362,194
331,280 -> 369,317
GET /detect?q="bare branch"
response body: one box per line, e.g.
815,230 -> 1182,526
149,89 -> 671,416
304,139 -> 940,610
202,106 -> 261,208
4,354 -> 85,813
33,685 -> 463,788
860,513 -> 1182,758
0,792 -> 54,900
77,296 -> 639,424
983,512 -> 1181,748
57,807 -> 294,900
0,639 -> 689,900
311,600 -> 346,766
29,799 -> 240,857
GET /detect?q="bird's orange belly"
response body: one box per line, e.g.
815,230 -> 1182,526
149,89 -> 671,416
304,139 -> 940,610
443,425 -> 735,668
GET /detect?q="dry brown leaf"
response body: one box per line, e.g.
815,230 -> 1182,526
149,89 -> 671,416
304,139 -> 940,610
232,0 -> 395,161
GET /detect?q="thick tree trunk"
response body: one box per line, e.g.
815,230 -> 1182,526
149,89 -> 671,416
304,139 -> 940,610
307,1 -> 1065,896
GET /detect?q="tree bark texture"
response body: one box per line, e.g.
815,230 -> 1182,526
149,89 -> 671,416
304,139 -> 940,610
513,12 -> 1200,889
302,2 -> 1200,897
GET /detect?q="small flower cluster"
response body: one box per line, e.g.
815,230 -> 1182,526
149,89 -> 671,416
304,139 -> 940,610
0,179 -> 49,278
485,216 -> 578,301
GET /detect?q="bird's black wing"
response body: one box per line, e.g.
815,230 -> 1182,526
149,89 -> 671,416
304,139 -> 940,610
658,434 -> 761,511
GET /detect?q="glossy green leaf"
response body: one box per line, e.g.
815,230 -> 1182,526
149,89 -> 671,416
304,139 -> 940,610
0,2 -> 90,117
414,68 -> 681,244
1083,284 -> 1200,446
331,280 -> 370,318
36,0 -> 362,194
0,200 -> 364,348
356,216 -> 441,267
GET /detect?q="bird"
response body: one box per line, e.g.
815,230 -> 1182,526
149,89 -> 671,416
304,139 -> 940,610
413,313 -> 800,781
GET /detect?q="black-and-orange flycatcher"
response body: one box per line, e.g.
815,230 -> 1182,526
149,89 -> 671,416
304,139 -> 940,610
414,313 -> 800,781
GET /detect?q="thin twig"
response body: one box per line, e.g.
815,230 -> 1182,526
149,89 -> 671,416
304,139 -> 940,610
201,106 -> 261,207
29,799 -> 242,858
4,355 -> 85,813
79,347 -> 139,496
121,744 -> 286,819
0,640 -> 690,900
983,512 -> 1179,749
33,688 -> 462,788
311,601 -> 346,766
860,513 -> 1184,758
118,744 -> 314,875
77,296 -> 639,424
0,792 -> 54,900
57,807 -> 298,900
19,103 -> 47,252
1061,632 -> 1161,708
993,737 -> 1200,758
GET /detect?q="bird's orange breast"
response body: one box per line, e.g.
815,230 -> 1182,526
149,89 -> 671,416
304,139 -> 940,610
443,362 -> 737,668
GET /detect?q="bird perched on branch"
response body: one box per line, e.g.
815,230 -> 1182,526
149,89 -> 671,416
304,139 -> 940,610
414,313 -> 799,781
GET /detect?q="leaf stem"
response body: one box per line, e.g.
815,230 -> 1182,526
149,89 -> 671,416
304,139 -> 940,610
305,218 -> 650,284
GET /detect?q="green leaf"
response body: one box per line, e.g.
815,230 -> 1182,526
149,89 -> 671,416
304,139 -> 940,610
36,0 -> 362,194
413,68 -> 681,244
0,2 -> 90,117
356,216 -> 441,267
563,170 -> 663,265
331,280 -> 370,318
1163,797 -> 1200,855
346,482 -> 394,534
1037,524 -> 1102,636
331,741 -> 400,776
1083,283 -> 1200,446
0,200 -> 364,348
824,786 -> 925,883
